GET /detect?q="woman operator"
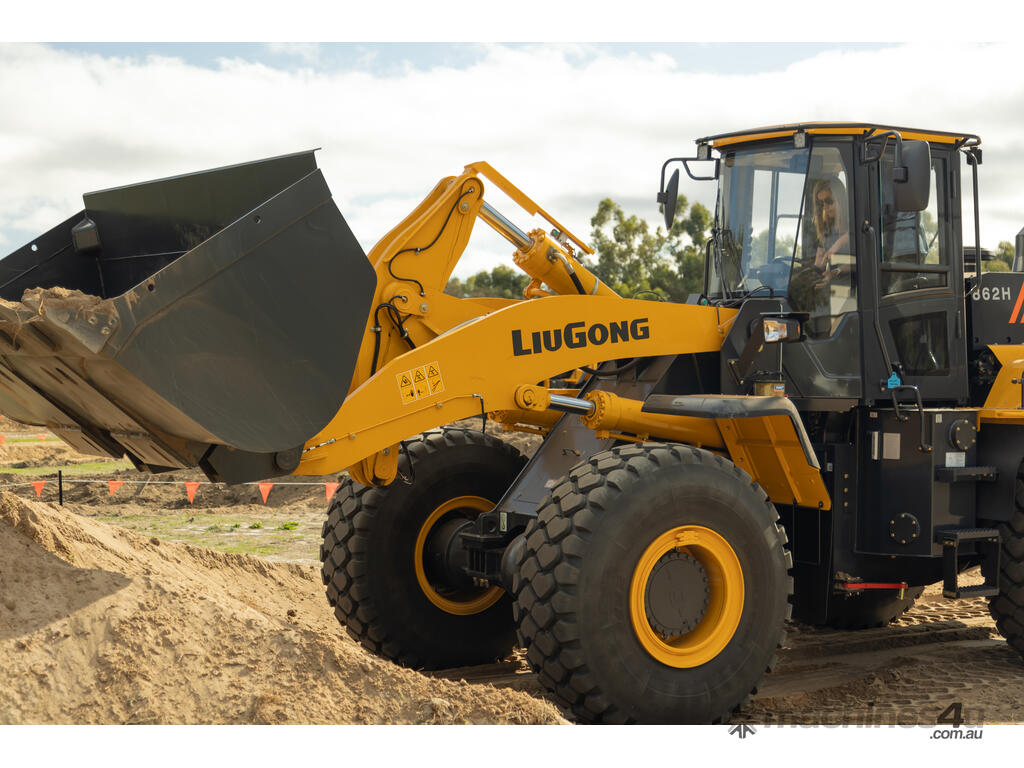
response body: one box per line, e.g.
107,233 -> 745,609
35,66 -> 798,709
811,176 -> 850,283
789,176 -> 854,333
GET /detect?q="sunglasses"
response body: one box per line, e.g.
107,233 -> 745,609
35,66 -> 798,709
816,195 -> 835,208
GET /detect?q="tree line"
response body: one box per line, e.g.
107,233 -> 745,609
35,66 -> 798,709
446,195 -> 710,302
445,198 -> 1016,298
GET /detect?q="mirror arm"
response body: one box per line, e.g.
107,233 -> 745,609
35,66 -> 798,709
683,158 -> 720,181
861,130 -> 906,180
658,156 -> 720,194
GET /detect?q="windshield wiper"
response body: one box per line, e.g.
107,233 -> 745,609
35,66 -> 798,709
709,225 -> 731,303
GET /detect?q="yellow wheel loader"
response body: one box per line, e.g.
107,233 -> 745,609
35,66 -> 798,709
3,123 -> 1023,723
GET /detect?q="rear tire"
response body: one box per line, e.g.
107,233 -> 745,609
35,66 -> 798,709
984,470 -> 1024,658
320,427 -> 524,669
513,443 -> 792,724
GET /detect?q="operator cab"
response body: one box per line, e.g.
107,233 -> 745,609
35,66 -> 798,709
663,122 -> 980,408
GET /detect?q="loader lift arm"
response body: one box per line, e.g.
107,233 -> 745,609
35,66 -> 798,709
298,294 -> 739,479
329,161 -> 622,484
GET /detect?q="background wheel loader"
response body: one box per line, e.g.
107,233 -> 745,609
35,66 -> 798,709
3,123 -> 1024,723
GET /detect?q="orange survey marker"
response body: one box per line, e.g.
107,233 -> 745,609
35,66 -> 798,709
185,481 -> 201,504
108,480 -> 124,496
325,481 -> 341,501
31,480 -> 46,498
258,482 -> 274,503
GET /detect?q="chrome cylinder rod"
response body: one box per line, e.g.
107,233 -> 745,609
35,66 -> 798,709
479,201 -> 533,250
548,394 -> 596,415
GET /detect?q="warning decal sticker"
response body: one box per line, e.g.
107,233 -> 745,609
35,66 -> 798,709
397,361 -> 444,404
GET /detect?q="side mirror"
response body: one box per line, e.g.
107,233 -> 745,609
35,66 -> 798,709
660,169 -> 680,229
894,140 -> 931,212
658,155 -> 719,229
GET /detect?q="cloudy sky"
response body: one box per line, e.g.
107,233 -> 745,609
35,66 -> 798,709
2,38 -> 1024,279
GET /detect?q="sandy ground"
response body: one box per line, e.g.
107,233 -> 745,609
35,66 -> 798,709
2,415 -> 1024,725
0,492 -> 564,724
738,585 -> 1024,725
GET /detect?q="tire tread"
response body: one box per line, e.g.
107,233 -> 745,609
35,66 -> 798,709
320,427 -> 523,669
512,442 -> 791,724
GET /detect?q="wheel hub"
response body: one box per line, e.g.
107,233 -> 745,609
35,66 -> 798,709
414,495 -> 504,616
423,515 -> 474,589
643,550 -> 709,636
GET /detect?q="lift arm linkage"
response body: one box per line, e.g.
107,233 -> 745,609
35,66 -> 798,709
297,296 -> 737,481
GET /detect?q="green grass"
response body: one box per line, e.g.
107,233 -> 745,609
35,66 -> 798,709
0,460 -> 132,476
92,511 -> 319,562
220,542 -> 281,557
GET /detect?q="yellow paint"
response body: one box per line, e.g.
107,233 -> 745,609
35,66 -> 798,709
463,161 -> 593,255
490,407 -> 563,432
350,443 -> 399,487
576,391 -> 830,510
513,229 -> 616,297
715,413 -> 831,510
630,525 -> 744,668
707,123 -> 974,149
413,495 -> 504,615
582,390 -> 719,445
297,297 -> 737,476
299,160 -> 655,484
286,159 -> 815,502
338,162 -> 610,433
979,344 -> 1024,423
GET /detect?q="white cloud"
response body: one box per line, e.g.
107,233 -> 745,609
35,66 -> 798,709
2,42 -> 1024,277
265,43 -> 322,65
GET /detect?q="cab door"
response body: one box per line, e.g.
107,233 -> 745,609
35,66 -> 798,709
860,143 -> 968,405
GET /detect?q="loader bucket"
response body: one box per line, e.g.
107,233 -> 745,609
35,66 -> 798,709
0,151 -> 376,482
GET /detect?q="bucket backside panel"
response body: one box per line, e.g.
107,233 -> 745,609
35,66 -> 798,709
0,151 -> 376,481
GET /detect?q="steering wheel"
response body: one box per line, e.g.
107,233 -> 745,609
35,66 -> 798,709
749,256 -> 794,292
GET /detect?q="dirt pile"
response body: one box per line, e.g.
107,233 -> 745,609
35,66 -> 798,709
0,492 -> 566,724
0,442 -> 102,468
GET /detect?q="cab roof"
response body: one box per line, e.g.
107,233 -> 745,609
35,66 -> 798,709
697,122 -> 981,149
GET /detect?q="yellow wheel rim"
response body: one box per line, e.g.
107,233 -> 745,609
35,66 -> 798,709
629,525 -> 744,668
414,495 -> 504,616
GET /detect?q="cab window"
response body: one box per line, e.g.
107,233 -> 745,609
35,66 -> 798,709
879,150 -> 948,296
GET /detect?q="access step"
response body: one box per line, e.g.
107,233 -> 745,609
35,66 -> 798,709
936,527 -> 1001,598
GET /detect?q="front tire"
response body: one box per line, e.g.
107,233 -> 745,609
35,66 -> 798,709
320,427 -> 525,669
513,443 -> 792,724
